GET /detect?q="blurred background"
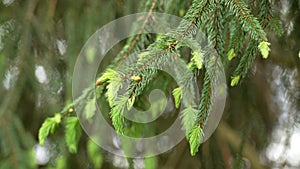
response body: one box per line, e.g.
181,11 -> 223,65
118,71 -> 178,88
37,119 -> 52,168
0,0 -> 300,169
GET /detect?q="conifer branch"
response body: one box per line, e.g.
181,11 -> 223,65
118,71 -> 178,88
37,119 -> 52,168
230,23 -> 245,51
119,0 -> 211,84
231,39 -> 258,86
234,0 -> 266,41
208,1 -> 226,56
257,0 -> 283,36
179,0 -> 210,39
186,69 -> 212,156
223,0 -> 267,42
117,0 -> 158,66
213,2 -> 219,50
30,0 -> 286,162
106,0 -> 211,101
196,70 -> 212,127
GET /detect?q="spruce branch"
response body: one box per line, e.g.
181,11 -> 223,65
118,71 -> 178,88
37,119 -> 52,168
117,0 -> 211,99
257,0 -> 283,36
231,39 -> 258,86
173,0 -> 210,42
213,1 -> 220,50
223,0 -> 267,42
195,70 -> 212,127
115,0 -> 158,67
204,1 -> 226,56
227,23 -> 245,60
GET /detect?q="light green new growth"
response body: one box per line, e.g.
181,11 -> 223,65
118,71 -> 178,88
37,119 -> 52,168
172,87 -> 182,109
258,41 -> 271,59
188,50 -> 204,69
110,97 -> 128,134
110,107 -> 125,134
38,113 -> 62,146
188,125 -> 203,156
106,76 -> 122,107
138,51 -> 150,60
99,69 -> 117,83
65,117 -> 82,153
181,106 -> 197,135
227,48 -> 236,61
231,75 -> 241,87
127,96 -> 135,110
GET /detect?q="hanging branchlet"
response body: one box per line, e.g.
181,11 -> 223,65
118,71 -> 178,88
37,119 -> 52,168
231,39 -> 258,86
202,1 -> 226,57
187,125 -> 203,156
227,23 -> 246,61
222,0 -> 267,42
184,70 -> 212,156
113,0 -> 159,67
195,70 -> 212,127
256,0 -> 283,36
120,0 -> 211,100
